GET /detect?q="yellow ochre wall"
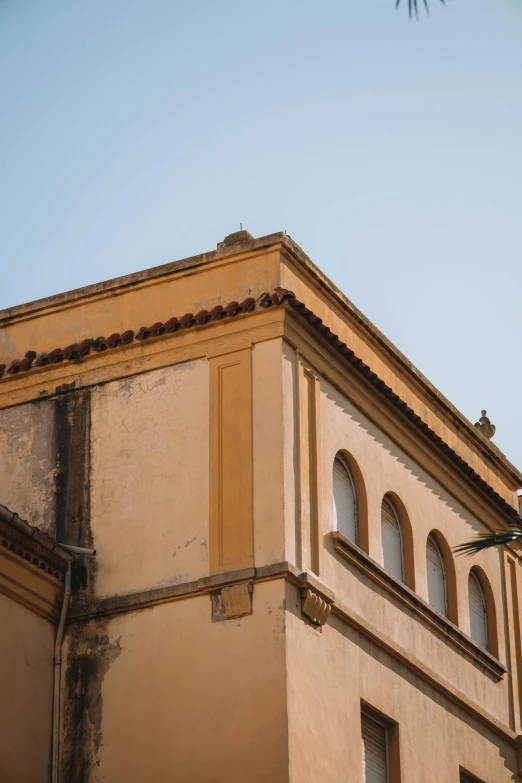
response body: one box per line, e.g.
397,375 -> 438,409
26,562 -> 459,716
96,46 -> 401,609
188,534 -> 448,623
285,579 -> 518,783
61,580 -> 288,783
0,233 -> 521,783
0,593 -> 55,783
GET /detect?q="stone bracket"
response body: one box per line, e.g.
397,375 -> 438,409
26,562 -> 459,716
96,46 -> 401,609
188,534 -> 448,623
211,581 -> 253,622
299,571 -> 335,627
301,588 -> 332,627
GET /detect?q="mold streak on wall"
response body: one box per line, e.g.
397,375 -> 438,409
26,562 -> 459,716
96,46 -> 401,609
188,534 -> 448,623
54,389 -> 92,549
61,620 -> 122,783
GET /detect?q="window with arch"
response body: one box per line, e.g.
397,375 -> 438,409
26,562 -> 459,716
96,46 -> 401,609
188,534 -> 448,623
426,535 -> 448,617
468,569 -> 489,650
333,454 -> 358,544
381,496 -> 405,583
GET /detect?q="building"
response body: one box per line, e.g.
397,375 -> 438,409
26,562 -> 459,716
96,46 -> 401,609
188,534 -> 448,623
0,504 -> 72,782
1,229 -> 522,783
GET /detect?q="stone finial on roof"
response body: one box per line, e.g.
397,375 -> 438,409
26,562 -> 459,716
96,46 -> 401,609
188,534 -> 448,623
474,410 -> 496,440
217,230 -> 254,249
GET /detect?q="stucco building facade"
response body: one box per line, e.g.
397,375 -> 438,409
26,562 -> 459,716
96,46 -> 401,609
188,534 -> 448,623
1,229 -> 522,782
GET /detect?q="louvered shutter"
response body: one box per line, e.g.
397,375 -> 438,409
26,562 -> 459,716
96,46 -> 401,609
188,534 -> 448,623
381,497 -> 404,582
333,456 -> 358,544
361,713 -> 388,783
469,572 -> 488,650
426,536 -> 447,617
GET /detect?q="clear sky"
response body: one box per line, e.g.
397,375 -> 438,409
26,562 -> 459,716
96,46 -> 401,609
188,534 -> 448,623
1,0 -> 521,471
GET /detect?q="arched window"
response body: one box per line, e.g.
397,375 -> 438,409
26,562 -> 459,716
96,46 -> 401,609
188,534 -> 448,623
381,496 -> 404,583
426,535 -> 448,617
468,570 -> 488,650
333,454 -> 358,544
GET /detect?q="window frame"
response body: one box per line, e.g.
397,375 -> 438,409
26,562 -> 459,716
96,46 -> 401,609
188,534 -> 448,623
426,533 -> 449,618
361,710 -> 390,783
381,495 -> 405,584
360,703 -> 401,783
468,568 -> 490,652
459,769 -> 486,783
332,453 -> 358,545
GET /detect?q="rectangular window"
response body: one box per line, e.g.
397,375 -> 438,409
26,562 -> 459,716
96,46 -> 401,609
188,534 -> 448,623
361,712 -> 389,783
460,771 -> 485,783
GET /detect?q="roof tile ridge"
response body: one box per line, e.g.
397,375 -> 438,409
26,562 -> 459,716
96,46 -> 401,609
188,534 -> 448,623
0,291 -> 284,379
281,292 -> 521,523
1,286 -> 519,520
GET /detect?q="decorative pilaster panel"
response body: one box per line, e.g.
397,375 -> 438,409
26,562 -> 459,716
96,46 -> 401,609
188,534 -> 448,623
505,553 -> 522,732
209,349 -> 253,574
296,356 -> 320,576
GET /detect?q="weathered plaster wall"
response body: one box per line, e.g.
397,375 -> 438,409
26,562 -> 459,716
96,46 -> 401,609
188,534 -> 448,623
285,581 -> 518,783
62,580 -> 288,783
89,359 -> 209,598
318,373 -> 510,723
0,398 -> 56,532
281,344 -> 512,726
0,593 -> 54,783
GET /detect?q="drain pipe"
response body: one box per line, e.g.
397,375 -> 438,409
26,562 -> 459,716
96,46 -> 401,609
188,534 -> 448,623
51,544 -> 96,783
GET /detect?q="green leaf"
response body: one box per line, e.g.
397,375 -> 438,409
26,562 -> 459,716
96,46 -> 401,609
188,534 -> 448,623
395,0 -> 445,18
455,526 -> 522,555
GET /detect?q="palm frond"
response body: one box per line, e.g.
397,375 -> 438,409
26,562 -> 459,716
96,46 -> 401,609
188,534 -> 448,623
455,525 -> 522,556
395,0 -> 445,18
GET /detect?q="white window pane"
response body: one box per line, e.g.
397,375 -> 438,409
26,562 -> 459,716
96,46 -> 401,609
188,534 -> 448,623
469,572 -> 488,650
381,498 -> 404,582
426,536 -> 447,617
333,456 -> 358,544
362,713 -> 388,783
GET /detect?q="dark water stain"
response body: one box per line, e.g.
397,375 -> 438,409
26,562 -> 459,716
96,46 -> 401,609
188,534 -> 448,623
54,387 -> 109,782
61,622 -> 122,783
54,389 -> 96,596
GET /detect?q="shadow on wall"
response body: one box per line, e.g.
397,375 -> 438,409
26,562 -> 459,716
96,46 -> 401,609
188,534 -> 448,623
323,380 -> 494,539
328,613 -> 517,780
323,533 -> 502,685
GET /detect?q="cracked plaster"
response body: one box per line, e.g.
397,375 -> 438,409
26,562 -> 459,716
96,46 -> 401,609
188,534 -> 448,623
0,399 -> 57,532
89,359 -> 210,598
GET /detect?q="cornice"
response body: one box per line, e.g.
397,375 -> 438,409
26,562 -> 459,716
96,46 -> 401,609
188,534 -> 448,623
279,241 -> 522,491
282,310 -> 521,528
2,231 -> 518,488
0,546 -> 63,622
0,287 -> 519,527
0,504 -> 71,576
0,233 -> 286,326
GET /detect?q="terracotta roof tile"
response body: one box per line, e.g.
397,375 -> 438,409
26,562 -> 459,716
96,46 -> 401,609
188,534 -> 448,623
0,291 -> 286,380
0,285 -> 518,526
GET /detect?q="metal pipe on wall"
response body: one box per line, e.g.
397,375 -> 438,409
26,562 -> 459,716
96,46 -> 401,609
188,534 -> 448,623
51,545 -> 96,783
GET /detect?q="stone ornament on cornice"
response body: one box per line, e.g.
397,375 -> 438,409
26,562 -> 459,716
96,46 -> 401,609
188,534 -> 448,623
475,410 -> 496,440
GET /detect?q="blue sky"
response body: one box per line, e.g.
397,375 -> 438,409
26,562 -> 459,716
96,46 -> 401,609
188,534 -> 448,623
1,0 -> 521,470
